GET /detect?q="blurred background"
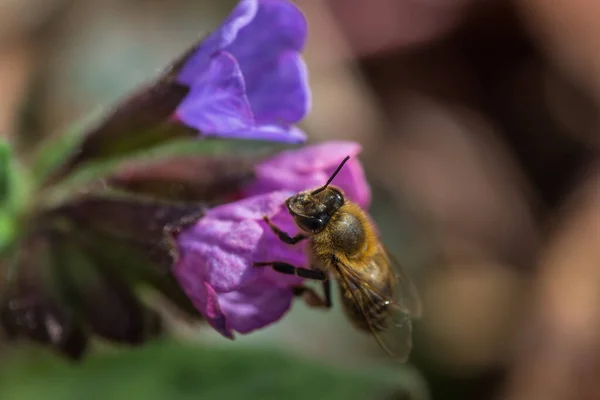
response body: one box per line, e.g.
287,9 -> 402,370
2,0 -> 600,399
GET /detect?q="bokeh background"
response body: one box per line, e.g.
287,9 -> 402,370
2,0 -> 600,399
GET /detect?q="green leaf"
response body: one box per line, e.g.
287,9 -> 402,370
30,107 -> 107,185
0,139 -> 10,205
0,341 -> 427,400
0,140 -> 32,253
0,140 -> 13,251
0,212 -> 16,253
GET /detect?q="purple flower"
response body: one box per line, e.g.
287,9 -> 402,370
174,0 -> 310,143
173,141 -> 370,338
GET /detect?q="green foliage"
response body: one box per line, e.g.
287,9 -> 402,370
0,140 -> 30,253
31,107 -> 107,185
0,212 -> 14,253
0,139 -> 10,204
0,140 -> 11,251
0,341 -> 427,400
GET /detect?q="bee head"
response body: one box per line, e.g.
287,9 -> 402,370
285,155 -> 350,234
286,187 -> 345,233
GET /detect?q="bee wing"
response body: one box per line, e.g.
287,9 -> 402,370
382,245 -> 422,318
335,261 -> 415,362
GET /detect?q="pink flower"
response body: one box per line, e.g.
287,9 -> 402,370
173,141 -> 371,338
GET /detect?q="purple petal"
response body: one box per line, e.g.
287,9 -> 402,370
245,141 -> 372,208
218,278 -> 293,334
206,190 -> 292,221
203,282 -> 233,338
173,191 -> 308,337
245,124 -> 307,143
175,51 -> 305,143
226,0 -> 310,124
175,52 -> 254,136
256,140 -> 361,172
176,191 -> 291,293
177,0 -> 258,85
177,218 -> 263,293
174,0 -> 310,143
250,52 -> 309,125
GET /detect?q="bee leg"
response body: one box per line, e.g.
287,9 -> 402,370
292,280 -> 332,309
253,261 -> 326,280
263,216 -> 308,245
292,284 -> 332,309
323,279 -> 332,308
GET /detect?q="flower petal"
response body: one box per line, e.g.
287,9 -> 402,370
245,52 -> 309,125
175,52 -> 254,135
185,281 -> 232,339
245,141 -> 372,207
218,278 -> 293,334
206,190 -> 291,221
174,191 -> 295,294
256,140 -> 361,172
246,124 -> 307,144
173,190 -> 307,336
171,252 -> 233,338
203,282 -> 233,338
176,0 -> 258,85
226,0 -> 310,124
176,218 -> 263,293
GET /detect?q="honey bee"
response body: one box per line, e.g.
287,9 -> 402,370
254,156 -> 422,361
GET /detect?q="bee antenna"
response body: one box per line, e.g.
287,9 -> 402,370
311,155 -> 351,195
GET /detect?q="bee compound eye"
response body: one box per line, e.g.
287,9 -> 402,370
296,215 -> 325,232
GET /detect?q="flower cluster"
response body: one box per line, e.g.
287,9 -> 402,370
168,0 -> 372,338
0,0 -> 373,358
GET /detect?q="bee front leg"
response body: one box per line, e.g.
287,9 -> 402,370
293,280 -> 332,309
263,216 -> 308,245
253,261 -> 326,280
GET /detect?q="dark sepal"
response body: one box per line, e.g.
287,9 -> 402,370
49,193 -> 205,316
0,233 -> 88,359
45,88 -> 193,186
53,193 -> 205,254
66,225 -> 200,318
38,35 -> 215,186
50,233 -> 148,345
108,154 -> 256,204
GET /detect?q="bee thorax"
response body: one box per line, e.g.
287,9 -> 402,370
326,212 -> 366,256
